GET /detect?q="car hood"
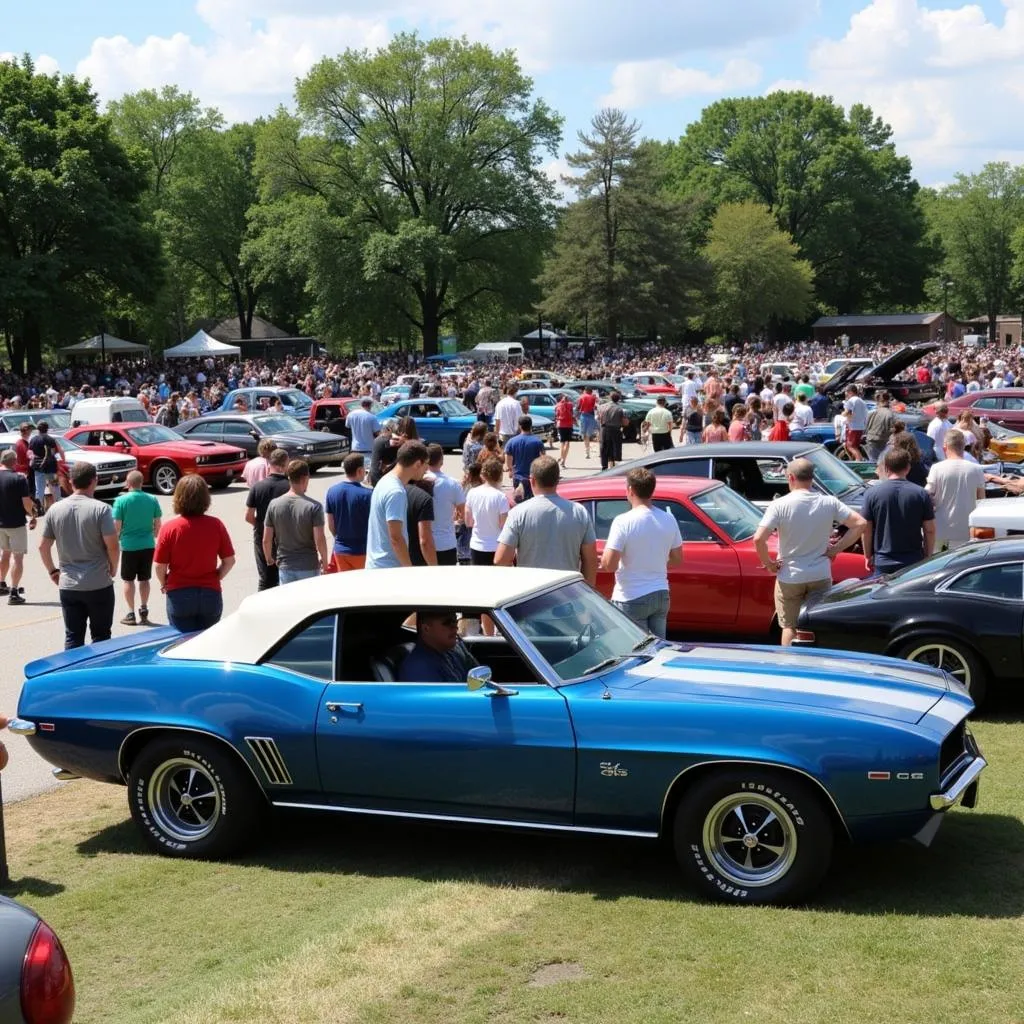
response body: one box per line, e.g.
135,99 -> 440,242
608,642 -> 947,724
266,430 -> 341,444
141,441 -> 245,457
821,344 -> 940,395
63,449 -> 136,465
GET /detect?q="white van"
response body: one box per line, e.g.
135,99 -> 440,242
467,342 -> 524,362
963,334 -> 986,348
70,396 -> 150,427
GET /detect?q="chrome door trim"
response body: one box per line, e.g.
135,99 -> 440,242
271,801 -> 657,838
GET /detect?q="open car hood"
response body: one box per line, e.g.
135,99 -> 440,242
821,343 -> 940,395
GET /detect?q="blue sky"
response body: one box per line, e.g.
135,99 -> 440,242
4,0 -> 1024,184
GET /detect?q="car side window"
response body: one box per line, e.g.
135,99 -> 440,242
655,458 -> 711,478
1001,397 -> 1024,411
946,563 -> 1023,601
223,422 -> 251,436
263,613 -> 338,680
188,422 -> 219,436
974,397 -> 998,409
592,499 -> 630,541
652,500 -> 715,543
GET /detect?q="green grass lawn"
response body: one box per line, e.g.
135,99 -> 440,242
4,718 -> 1024,1024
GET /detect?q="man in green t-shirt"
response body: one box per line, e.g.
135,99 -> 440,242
794,374 -> 815,400
112,471 -> 162,625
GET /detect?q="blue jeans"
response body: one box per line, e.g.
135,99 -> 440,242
685,430 -> 702,446
165,587 -> 223,632
613,589 -> 670,639
279,567 -> 319,585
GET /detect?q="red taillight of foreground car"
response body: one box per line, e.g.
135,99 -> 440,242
793,630 -> 816,644
21,920 -> 75,1024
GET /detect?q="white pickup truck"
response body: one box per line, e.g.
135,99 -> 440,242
969,495 -> 1024,539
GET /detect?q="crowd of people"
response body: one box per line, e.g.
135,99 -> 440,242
0,335 -> 1021,662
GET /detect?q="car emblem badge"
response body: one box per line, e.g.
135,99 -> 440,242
600,762 -> 628,777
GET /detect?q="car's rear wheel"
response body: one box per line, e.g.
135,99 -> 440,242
673,768 -> 832,905
897,636 -> 986,705
151,461 -> 180,496
127,737 -> 262,858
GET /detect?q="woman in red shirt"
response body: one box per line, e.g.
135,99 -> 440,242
154,475 -> 235,632
554,393 -> 575,468
727,404 -> 749,442
768,402 -> 794,442
702,409 -> 729,444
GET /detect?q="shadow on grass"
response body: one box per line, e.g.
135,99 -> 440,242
0,876 -> 65,898
76,805 -> 1024,918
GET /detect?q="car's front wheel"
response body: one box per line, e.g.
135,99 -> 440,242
673,768 -> 833,905
151,461 -> 180,496
896,636 -> 986,705
127,736 -> 262,858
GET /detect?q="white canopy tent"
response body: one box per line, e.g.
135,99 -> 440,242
60,334 -> 149,355
522,327 -> 564,339
163,330 -> 241,359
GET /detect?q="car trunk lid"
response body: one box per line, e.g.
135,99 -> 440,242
24,626 -> 181,679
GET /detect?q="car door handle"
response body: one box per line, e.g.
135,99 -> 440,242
325,702 -> 363,712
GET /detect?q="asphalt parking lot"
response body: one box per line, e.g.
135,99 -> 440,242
0,438 -> 643,803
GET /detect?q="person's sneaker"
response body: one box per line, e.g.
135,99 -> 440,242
8,591 -> 25,605
120,611 -> 137,626
138,606 -> 150,625
0,582 -> 9,596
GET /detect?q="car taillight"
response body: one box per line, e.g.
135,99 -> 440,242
21,920 -> 75,1024
793,630 -> 816,644
970,527 -> 996,539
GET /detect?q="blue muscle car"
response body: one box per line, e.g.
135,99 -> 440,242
376,397 -> 553,450
9,567 -> 985,905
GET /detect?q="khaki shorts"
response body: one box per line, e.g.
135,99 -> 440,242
0,526 -> 28,555
774,578 -> 830,629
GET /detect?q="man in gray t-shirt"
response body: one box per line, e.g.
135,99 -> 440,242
39,462 -> 119,650
263,460 -> 329,584
495,456 -> 597,584
752,457 -> 866,647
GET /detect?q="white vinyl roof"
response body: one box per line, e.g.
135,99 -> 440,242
164,566 -> 579,664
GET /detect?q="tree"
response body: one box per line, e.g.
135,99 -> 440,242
538,111 -> 705,340
108,85 -> 222,202
260,33 -> 561,355
0,57 -> 161,372
668,92 -> 933,313
701,202 -> 814,338
159,122 -> 265,339
926,163 -> 1024,342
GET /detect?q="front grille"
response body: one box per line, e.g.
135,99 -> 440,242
939,721 -> 968,782
204,451 -> 244,466
314,440 -> 344,454
245,737 -> 293,786
98,460 -> 136,472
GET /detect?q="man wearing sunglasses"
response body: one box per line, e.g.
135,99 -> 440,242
399,609 -> 480,683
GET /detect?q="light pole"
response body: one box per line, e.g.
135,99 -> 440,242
942,279 -> 954,327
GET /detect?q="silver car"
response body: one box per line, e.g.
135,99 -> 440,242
0,896 -> 74,1023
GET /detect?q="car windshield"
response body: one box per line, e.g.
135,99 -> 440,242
884,544 -> 990,585
125,424 -> 184,446
985,421 -> 1024,440
253,414 -> 305,434
6,410 -> 71,429
803,447 -> 864,498
692,485 -> 762,541
439,400 -> 472,416
278,389 -> 312,410
506,580 -> 649,682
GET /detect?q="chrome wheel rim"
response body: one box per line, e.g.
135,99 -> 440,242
703,793 -> 798,888
148,758 -> 222,843
154,465 -> 178,494
905,643 -> 971,690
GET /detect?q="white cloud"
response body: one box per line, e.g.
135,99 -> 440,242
776,0 -> 1024,182
601,57 -> 761,109
64,0 -> 813,118
541,155 -> 575,202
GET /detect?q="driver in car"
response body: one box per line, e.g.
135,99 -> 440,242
399,610 -> 481,683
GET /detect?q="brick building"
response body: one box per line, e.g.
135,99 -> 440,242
812,312 -> 965,347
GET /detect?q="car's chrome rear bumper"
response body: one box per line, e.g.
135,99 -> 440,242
7,717 -> 36,736
930,754 -> 986,811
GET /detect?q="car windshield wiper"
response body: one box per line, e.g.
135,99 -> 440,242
581,656 -> 630,676
631,634 -> 659,652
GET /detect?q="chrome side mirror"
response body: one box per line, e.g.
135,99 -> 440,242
467,665 -> 517,698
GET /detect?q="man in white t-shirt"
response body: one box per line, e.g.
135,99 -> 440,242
753,458 -> 867,646
494,385 -> 521,443
927,402 -> 950,461
925,428 -> 986,550
600,468 -> 683,638
843,385 -> 868,459
791,394 -> 814,429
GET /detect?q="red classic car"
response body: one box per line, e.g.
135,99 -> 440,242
558,476 -> 866,637
620,372 -> 678,396
308,397 -> 385,434
65,423 -> 248,495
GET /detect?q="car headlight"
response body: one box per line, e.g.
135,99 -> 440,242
195,455 -> 209,464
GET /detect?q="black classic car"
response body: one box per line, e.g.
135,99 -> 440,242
176,412 -> 348,469
0,895 -> 74,1024
598,441 -> 869,512
819,343 -> 942,408
795,539 -> 1024,706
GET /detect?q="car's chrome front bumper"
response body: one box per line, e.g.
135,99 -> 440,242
930,754 -> 986,811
